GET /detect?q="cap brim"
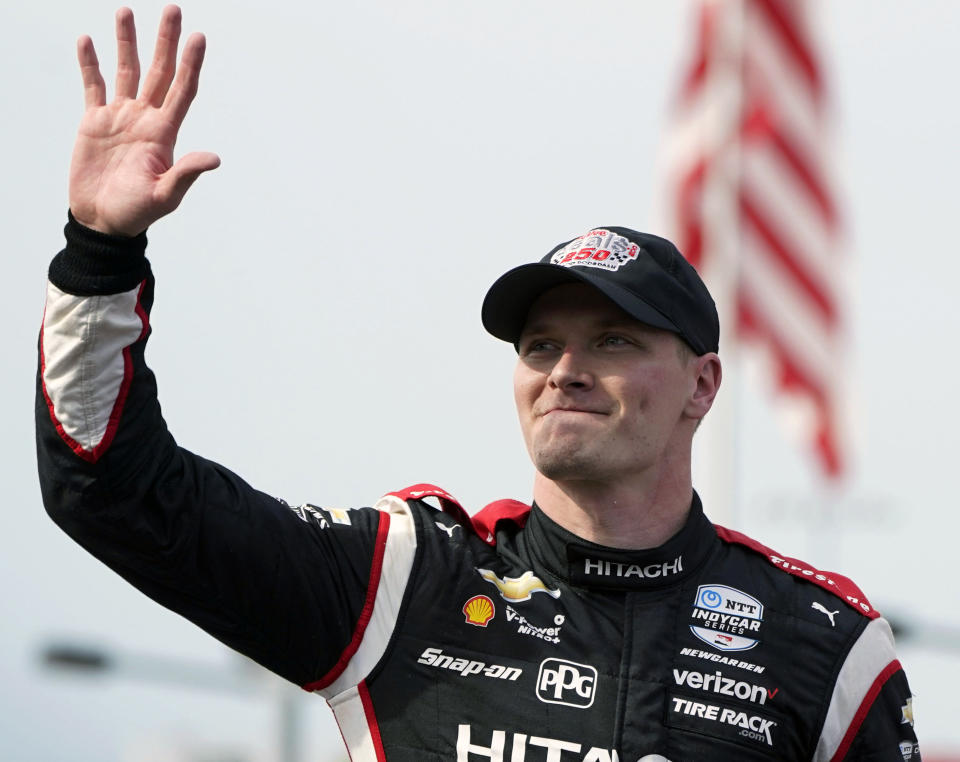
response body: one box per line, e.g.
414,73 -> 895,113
481,263 -> 681,344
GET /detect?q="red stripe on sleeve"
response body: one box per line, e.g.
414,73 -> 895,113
303,511 -> 391,692
40,281 -> 150,463
358,680 -> 388,762
830,660 -> 902,762
89,282 -> 150,461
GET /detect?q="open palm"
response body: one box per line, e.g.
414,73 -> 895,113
69,5 -> 219,236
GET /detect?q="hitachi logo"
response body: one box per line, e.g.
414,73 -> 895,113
673,668 -> 775,705
456,725 -> 618,762
582,556 -> 683,579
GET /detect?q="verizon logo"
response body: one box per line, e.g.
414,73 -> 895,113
673,668 -> 776,705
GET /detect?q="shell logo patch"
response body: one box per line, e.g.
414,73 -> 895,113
463,595 -> 496,627
477,568 -> 561,603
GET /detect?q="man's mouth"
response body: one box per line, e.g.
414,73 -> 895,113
541,406 -> 607,417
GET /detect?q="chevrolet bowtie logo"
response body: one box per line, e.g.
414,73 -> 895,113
477,569 -> 561,602
901,697 -> 914,727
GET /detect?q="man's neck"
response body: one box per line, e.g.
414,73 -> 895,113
532,469 -> 693,550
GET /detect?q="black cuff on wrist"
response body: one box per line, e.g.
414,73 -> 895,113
48,211 -> 152,296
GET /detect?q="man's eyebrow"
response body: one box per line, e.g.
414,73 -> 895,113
519,317 -> 654,337
596,318 -> 652,332
518,321 -> 550,337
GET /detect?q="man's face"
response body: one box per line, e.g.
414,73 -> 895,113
513,283 -> 704,484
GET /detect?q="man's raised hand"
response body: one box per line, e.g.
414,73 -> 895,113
69,5 -> 220,236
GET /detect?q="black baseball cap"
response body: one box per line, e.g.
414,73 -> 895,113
481,226 -> 719,355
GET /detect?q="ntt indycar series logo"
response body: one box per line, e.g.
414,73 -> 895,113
690,584 -> 763,652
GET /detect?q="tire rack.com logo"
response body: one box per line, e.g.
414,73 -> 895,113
536,658 -> 598,708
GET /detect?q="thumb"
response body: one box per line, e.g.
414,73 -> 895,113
156,151 -> 221,209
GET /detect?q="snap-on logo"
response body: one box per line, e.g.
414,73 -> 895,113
689,584 -> 763,652
536,658 -> 597,708
550,229 -> 640,272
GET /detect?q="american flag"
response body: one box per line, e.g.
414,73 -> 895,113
656,0 -> 847,479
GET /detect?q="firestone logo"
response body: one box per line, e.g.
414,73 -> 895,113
768,555 -> 873,614
550,229 -> 640,272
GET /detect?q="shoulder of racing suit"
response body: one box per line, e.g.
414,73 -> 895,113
387,483 -> 531,547
388,486 -> 880,623
714,524 -> 879,621
711,526 -> 916,761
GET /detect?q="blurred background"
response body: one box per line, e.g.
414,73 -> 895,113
2,0 -> 957,759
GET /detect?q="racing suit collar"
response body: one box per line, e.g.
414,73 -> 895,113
526,492 -> 716,591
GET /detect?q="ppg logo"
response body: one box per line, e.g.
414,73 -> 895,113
536,659 -> 598,708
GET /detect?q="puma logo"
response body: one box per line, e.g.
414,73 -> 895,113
811,601 -> 839,627
435,521 -> 460,539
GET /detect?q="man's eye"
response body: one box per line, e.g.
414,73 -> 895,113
601,335 -> 631,347
522,339 -> 556,354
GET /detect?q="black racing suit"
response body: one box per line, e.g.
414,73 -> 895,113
36,216 -> 921,761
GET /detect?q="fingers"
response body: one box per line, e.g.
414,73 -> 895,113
141,5 -> 182,107
162,32 -> 206,130
77,35 -> 106,109
156,150 -> 221,209
114,7 -> 141,99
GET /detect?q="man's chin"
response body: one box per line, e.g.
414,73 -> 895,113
533,450 -> 604,482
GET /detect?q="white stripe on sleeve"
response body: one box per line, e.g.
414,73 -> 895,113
814,617 -> 898,761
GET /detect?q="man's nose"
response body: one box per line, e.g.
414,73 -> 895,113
547,347 -> 594,390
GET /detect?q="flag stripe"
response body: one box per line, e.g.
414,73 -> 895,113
767,126 -> 838,228
739,189 -> 836,323
740,143 -> 835,285
657,0 -> 846,480
738,290 -> 842,475
738,226 -> 836,385
674,157 -> 709,271
743,18 -> 820,142
678,4 -> 717,104
752,0 -> 820,93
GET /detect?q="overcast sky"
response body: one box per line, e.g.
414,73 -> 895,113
2,1 -> 958,759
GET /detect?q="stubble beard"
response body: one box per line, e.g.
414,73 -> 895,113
531,436 -> 610,482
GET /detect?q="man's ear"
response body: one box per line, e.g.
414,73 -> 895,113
686,353 -> 721,420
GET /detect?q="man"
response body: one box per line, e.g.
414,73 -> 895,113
37,6 -> 920,760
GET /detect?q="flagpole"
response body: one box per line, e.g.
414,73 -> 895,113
693,0 -> 745,529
